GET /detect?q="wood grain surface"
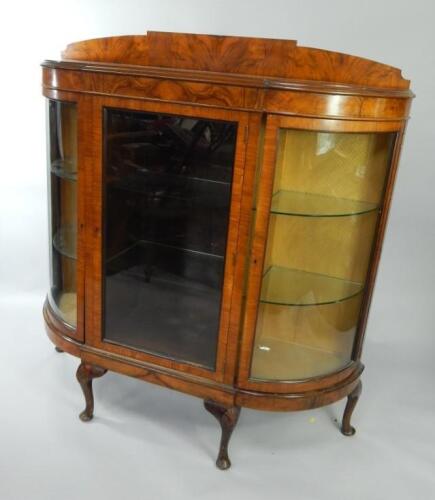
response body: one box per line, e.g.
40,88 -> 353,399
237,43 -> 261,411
42,32 -> 412,413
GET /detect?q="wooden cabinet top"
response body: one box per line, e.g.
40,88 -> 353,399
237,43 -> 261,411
42,31 -> 412,98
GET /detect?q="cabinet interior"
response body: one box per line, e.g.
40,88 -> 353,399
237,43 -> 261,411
102,109 -> 237,369
250,129 -> 395,381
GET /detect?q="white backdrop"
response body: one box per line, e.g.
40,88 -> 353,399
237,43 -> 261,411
0,1 -> 434,499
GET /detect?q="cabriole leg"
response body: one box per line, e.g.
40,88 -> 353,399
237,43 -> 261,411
204,400 -> 241,470
76,362 -> 107,422
341,380 -> 362,436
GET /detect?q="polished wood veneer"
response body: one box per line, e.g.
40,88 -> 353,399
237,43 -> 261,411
42,32 -> 413,469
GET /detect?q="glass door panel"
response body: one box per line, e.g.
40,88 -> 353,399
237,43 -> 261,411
250,129 -> 395,381
47,100 -> 78,328
103,109 -> 237,369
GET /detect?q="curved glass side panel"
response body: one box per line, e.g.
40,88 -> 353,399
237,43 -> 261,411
47,100 -> 77,328
250,129 -> 395,381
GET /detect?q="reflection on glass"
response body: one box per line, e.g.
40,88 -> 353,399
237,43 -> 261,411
47,100 -> 78,328
251,129 -> 395,381
103,109 -> 237,369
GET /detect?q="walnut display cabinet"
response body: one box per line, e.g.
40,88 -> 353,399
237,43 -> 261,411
42,32 -> 413,469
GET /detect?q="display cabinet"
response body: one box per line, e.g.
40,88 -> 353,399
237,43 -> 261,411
42,32 -> 413,469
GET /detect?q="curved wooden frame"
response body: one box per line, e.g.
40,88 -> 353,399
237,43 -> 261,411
44,299 -> 362,412
42,66 -> 411,121
41,32 -> 413,468
236,114 -> 405,394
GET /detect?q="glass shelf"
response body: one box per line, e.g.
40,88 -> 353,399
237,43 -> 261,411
51,159 -> 77,181
53,225 -> 77,260
108,166 -> 231,205
270,190 -> 378,217
110,158 -> 232,186
260,266 -> 363,306
107,239 -> 224,267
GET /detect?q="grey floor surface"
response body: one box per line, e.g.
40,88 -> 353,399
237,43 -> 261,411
0,289 -> 433,500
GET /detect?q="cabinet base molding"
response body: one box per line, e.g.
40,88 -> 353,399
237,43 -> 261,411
45,300 -> 365,467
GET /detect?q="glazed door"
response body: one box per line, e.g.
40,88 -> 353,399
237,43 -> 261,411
46,96 -> 85,341
86,97 -> 249,382
238,115 -> 401,392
